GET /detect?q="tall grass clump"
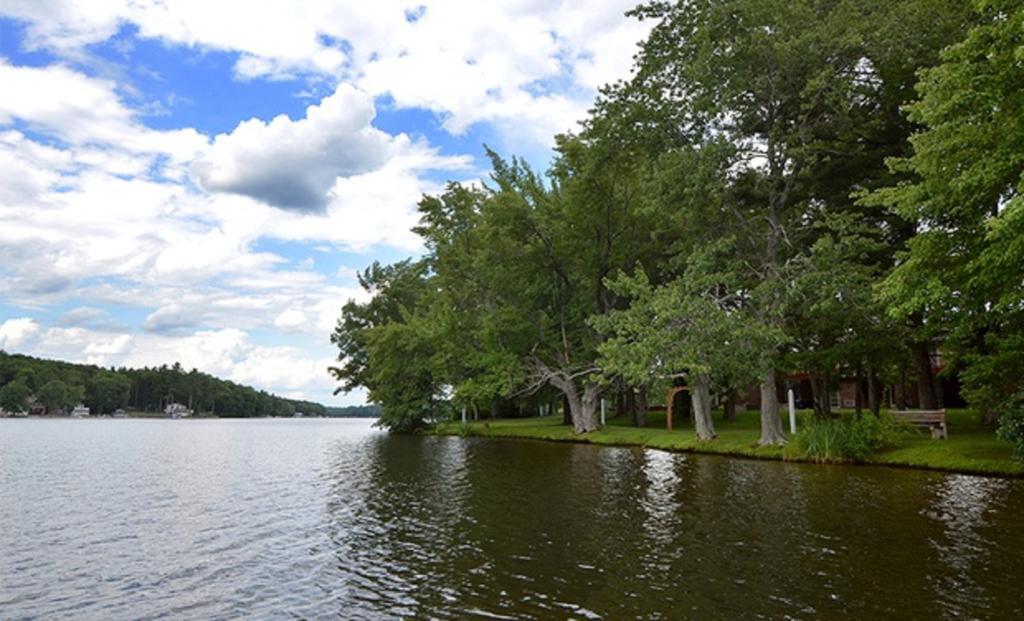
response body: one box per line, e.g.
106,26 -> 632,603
787,413 -> 909,463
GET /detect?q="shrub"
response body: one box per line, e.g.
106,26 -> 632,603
787,413 -> 909,464
996,391 -> 1024,461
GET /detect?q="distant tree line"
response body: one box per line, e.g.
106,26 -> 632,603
0,351 -> 327,417
324,404 -> 381,418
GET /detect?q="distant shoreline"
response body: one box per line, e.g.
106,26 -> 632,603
1,414 -> 379,420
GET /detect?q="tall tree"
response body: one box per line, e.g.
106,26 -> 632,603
867,0 -> 1024,421
620,0 -> 855,443
329,259 -> 444,432
594,269 -> 778,440
608,0 -> 972,442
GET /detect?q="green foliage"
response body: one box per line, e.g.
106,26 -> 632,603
329,259 -> 432,395
324,404 -> 381,418
867,0 -> 1024,413
0,351 -> 325,417
329,0 -> 1009,442
593,268 -> 779,391
996,391 -> 1024,461
332,134 -> 670,433
36,380 -> 76,413
329,258 -> 445,432
0,380 -> 30,413
364,310 -> 451,433
85,371 -> 131,414
788,414 -> 909,463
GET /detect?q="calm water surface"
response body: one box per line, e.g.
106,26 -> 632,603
1,418 -> 1022,619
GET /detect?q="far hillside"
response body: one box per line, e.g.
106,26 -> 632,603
325,405 -> 380,418
0,351 -> 327,417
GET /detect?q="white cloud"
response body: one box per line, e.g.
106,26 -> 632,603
0,0 -> 122,53
83,333 -> 132,358
0,317 -> 39,349
58,306 -> 124,331
0,60 -> 208,167
0,130 -> 69,206
194,84 -> 397,211
274,309 -> 307,332
0,1 -> 650,147
0,2 -> 652,405
266,144 -> 474,251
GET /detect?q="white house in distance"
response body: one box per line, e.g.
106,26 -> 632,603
70,404 -> 90,418
164,403 -> 192,418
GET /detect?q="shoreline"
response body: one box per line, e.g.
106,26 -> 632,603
0,414 -> 377,420
433,410 -> 1024,478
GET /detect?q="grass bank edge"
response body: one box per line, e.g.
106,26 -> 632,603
432,409 -> 1024,478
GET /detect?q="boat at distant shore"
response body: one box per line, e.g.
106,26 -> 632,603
70,404 -> 90,418
164,403 -> 192,419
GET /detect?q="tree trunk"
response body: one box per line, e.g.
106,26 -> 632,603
854,367 -> 864,417
912,340 -> 938,410
723,388 -> 737,423
631,385 -> 647,428
561,396 -> 571,426
896,367 -> 907,410
758,368 -> 786,446
690,372 -> 717,441
810,374 -> 832,418
867,366 -> 880,416
564,382 -> 600,433
980,404 -> 998,426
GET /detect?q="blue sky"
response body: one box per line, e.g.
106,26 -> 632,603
0,1 -> 648,405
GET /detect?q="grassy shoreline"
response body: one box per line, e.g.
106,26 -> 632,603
433,408 -> 1024,478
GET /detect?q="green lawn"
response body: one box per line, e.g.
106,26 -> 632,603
434,408 -> 1024,477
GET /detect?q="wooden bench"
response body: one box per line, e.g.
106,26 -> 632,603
892,409 -> 948,440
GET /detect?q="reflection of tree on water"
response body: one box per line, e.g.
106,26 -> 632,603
320,434 -> 473,617
455,441 -> 619,619
641,449 -> 682,551
924,474 -> 1013,617
318,434 -> 1024,620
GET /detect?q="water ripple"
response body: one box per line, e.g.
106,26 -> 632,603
2,419 -> 1023,619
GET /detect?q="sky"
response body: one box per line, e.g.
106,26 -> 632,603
0,0 -> 651,406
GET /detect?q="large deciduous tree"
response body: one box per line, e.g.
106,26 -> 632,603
867,0 -> 1024,422
606,0 -> 972,442
593,269 -> 779,441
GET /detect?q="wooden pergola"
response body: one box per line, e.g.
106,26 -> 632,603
665,385 -> 689,431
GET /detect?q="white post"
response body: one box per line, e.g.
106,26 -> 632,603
600,398 -> 606,426
461,407 -> 467,424
788,388 -> 797,434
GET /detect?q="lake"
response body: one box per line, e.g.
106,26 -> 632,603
1,418 -> 1022,619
